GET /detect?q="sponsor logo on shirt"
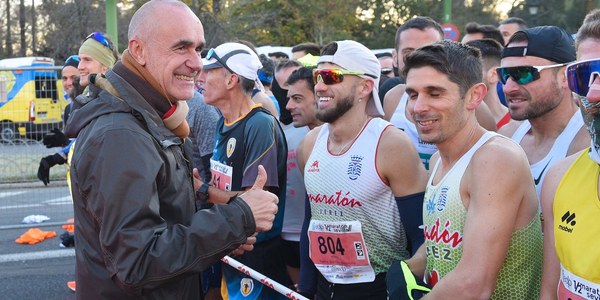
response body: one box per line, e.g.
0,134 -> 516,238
347,155 -> 363,180
226,138 -> 236,158
436,187 -> 449,212
533,161 -> 551,185
308,190 -> 362,208
424,218 -> 463,248
425,186 -> 450,215
558,211 -> 577,233
240,278 -> 254,296
308,160 -> 320,173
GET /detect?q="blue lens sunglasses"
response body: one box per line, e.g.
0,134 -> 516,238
85,32 -> 113,50
566,58 -> 600,97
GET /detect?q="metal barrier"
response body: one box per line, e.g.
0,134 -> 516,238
0,64 -> 72,230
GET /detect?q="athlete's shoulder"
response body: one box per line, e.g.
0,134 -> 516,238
471,133 -> 530,174
497,119 -> 522,138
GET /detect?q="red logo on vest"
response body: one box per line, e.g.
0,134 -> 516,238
308,160 -> 320,172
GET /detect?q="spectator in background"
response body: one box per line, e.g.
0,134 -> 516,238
272,60 -> 303,126
186,91 -> 219,183
383,18 -> 497,170
258,53 -> 281,116
379,16 -> 444,101
376,52 -> 395,90
499,17 -> 528,45
466,39 -> 510,129
540,9 -> 600,299
279,66 -> 321,288
461,22 -> 505,46
61,55 -> 80,103
38,32 -> 118,186
269,51 -> 289,62
275,59 -> 303,90
291,42 -> 321,60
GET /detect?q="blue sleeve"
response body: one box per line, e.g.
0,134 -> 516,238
298,194 -> 317,295
60,139 -> 76,156
396,192 -> 425,256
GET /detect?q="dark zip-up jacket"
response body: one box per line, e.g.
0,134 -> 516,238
65,69 -> 256,299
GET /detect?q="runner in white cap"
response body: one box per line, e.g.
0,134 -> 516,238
297,40 -> 428,299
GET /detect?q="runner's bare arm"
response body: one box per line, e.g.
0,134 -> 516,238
539,153 -> 579,300
377,126 -> 427,196
406,244 -> 427,278
296,126 -> 322,176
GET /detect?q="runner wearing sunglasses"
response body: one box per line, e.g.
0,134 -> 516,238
498,26 -> 590,200
540,10 -> 600,300
297,40 -> 428,299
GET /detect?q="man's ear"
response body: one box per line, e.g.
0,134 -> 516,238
486,66 -> 499,85
557,66 -> 569,90
360,78 -> 375,100
225,73 -> 238,90
466,82 -> 487,111
128,39 -> 146,66
391,49 -> 398,68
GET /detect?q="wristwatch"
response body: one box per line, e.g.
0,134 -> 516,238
195,182 -> 209,202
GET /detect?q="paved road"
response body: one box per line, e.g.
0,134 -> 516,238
0,185 -> 76,300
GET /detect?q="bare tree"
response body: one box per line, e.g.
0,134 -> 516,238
31,0 -> 36,55
19,0 -> 26,56
5,0 -> 12,57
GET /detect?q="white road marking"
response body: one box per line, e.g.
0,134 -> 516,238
0,196 -> 72,209
0,191 -> 26,198
0,249 -> 75,263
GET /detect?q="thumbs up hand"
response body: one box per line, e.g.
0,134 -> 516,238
238,165 -> 278,232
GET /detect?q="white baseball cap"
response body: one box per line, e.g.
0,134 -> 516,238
202,42 -> 263,81
318,40 -> 383,117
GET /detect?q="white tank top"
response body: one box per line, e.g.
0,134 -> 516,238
511,111 -> 584,197
389,92 -> 438,169
281,124 -> 310,241
304,118 -> 409,274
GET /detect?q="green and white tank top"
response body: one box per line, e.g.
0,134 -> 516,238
423,132 -> 543,299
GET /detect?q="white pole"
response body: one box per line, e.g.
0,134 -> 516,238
221,255 -> 309,300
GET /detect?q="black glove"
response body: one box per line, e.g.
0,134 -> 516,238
386,261 -> 431,300
43,128 -> 69,148
37,153 -> 67,186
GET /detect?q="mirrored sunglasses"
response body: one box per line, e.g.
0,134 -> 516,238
85,32 -> 113,51
312,69 -> 377,85
566,58 -> 600,97
496,63 -> 569,85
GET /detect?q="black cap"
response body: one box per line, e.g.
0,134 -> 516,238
502,26 -> 576,64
